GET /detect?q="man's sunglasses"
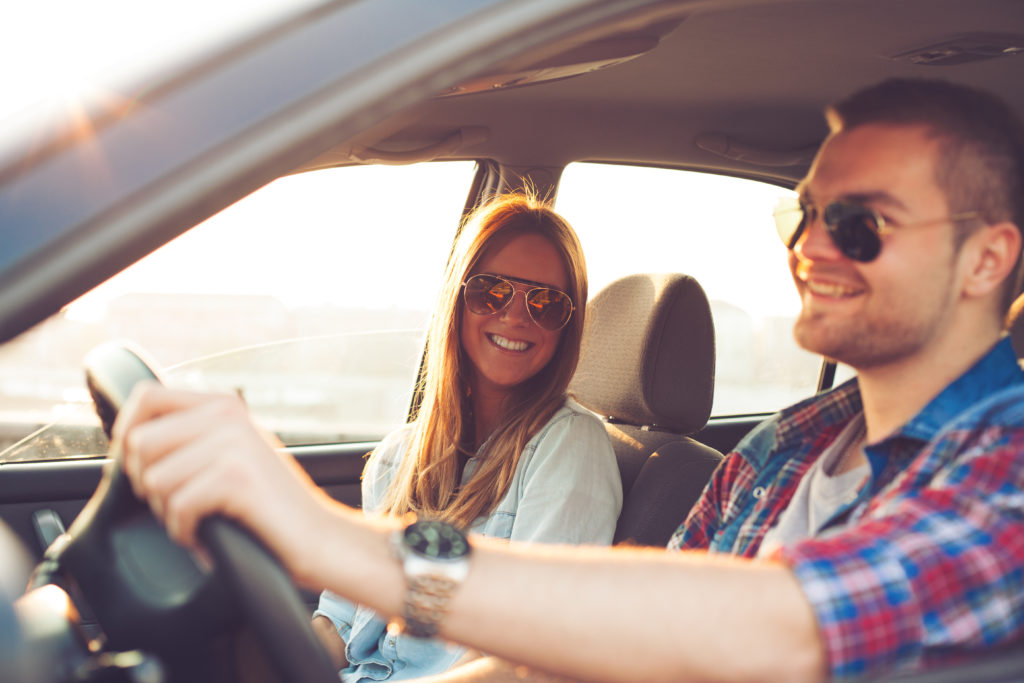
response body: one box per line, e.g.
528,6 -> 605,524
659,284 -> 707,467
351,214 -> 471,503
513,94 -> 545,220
773,197 -> 978,263
462,273 -> 574,331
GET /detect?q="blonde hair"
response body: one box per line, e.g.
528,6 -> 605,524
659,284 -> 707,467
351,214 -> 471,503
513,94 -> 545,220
378,193 -> 588,527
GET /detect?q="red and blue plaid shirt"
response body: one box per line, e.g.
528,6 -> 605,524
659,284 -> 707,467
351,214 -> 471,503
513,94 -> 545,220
670,338 -> 1024,679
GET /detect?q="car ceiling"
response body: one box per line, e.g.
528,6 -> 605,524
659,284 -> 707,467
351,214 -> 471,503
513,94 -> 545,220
306,0 -> 1024,188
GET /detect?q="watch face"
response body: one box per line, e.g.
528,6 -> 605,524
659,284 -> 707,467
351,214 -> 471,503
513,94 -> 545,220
404,520 -> 470,560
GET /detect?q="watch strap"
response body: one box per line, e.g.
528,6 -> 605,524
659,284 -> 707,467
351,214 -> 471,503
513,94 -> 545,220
401,573 -> 460,638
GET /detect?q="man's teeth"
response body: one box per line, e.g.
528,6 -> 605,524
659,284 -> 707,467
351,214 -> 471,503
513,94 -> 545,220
807,280 -> 859,297
489,334 -> 529,351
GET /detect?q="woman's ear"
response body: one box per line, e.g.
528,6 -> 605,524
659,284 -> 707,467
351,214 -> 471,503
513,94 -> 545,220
961,221 -> 1022,299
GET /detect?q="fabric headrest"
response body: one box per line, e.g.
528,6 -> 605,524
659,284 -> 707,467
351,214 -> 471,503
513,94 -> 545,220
1007,291 -> 1024,359
570,273 -> 715,434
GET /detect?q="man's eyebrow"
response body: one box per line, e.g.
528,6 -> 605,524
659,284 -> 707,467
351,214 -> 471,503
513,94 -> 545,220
843,191 -> 908,212
798,188 -> 908,212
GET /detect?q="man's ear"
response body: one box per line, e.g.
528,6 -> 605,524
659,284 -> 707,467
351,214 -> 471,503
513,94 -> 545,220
961,221 -> 1022,299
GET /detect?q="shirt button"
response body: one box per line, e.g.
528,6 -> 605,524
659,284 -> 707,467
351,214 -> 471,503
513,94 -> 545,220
752,486 -> 767,499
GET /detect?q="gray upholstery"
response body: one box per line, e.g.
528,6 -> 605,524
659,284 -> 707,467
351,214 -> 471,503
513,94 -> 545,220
572,273 -> 715,433
1007,292 -> 1024,358
570,273 -> 723,547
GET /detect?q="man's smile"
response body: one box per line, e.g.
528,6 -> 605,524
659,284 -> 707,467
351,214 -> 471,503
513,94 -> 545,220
803,278 -> 864,299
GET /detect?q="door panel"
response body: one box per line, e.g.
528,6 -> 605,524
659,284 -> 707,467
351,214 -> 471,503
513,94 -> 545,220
0,443 -> 372,565
693,415 -> 764,457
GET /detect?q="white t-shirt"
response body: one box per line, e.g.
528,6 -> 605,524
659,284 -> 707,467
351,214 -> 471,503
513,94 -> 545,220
758,413 -> 869,559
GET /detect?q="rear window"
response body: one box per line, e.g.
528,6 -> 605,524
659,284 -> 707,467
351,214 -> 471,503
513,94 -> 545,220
556,162 -> 822,416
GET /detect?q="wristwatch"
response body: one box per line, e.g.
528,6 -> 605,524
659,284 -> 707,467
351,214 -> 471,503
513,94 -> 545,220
391,519 -> 472,638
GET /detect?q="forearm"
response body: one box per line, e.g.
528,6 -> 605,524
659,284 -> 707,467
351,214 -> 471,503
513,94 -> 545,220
114,387 -> 825,682
413,656 -> 584,683
307,517 -> 826,683
450,545 -> 823,682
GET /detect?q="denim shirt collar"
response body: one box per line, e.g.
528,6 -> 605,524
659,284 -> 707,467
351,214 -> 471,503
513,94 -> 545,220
892,337 -> 1023,443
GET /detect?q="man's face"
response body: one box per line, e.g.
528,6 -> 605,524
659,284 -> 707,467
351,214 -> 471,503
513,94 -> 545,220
789,123 -> 963,369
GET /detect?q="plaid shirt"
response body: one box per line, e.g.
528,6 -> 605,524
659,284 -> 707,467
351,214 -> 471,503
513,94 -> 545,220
669,338 -> 1024,679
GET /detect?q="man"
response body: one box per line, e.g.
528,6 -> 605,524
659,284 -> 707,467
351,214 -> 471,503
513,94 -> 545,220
120,78 -> 1024,681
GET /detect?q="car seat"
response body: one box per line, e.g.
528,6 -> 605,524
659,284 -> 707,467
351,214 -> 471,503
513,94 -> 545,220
1006,292 -> 1024,361
570,273 -> 723,547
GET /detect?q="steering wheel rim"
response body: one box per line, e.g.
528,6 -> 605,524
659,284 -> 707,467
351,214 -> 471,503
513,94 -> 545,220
58,342 -> 339,683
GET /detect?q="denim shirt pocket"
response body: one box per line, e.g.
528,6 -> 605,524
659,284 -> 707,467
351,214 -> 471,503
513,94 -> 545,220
473,508 -> 515,538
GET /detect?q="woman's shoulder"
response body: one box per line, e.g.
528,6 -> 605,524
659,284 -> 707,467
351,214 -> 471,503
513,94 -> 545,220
537,396 -> 607,435
361,423 -> 416,512
366,422 -> 416,472
523,397 -> 613,459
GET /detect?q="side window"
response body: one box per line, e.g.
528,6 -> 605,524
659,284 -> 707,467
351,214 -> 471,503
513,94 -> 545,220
0,162 -> 477,461
555,163 -> 821,417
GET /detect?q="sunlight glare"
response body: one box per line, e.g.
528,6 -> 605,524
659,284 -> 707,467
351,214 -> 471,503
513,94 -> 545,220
0,0 -> 307,122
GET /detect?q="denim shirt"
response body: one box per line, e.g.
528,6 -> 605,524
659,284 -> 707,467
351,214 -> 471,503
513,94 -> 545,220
315,398 -> 622,682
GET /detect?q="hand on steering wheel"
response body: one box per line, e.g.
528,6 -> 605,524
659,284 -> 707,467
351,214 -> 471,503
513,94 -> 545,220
55,342 -> 339,683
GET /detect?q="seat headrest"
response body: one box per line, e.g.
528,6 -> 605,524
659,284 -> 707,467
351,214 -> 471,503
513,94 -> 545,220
1007,291 -> 1024,359
570,273 -> 715,434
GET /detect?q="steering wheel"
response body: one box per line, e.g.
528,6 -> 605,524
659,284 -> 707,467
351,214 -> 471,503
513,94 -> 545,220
48,342 -> 339,683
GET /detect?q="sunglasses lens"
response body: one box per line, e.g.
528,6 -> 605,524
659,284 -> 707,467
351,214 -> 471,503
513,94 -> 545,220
773,198 -> 805,249
464,275 -> 572,330
464,275 -> 513,314
825,203 -> 882,262
526,288 -> 573,331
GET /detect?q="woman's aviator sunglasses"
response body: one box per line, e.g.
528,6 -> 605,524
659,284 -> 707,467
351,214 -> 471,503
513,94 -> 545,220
462,273 -> 574,331
773,196 -> 978,263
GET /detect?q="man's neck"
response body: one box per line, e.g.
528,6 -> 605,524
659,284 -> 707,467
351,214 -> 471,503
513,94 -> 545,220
856,328 -> 1001,443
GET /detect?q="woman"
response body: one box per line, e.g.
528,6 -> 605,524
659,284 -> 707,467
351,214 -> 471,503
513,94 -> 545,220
311,193 -> 622,681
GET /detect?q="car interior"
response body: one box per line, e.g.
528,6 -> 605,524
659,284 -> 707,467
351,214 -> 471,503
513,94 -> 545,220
1,0 -> 1024,681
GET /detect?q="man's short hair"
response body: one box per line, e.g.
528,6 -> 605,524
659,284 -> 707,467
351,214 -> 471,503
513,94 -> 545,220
827,78 -> 1024,310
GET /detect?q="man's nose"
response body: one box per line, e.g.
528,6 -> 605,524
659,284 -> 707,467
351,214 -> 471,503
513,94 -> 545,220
793,214 -> 844,262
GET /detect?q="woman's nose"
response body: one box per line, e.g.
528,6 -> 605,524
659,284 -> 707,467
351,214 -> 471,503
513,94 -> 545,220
499,289 -> 532,324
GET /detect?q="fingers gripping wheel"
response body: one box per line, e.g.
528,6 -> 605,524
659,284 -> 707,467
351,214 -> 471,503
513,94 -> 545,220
57,342 -> 338,683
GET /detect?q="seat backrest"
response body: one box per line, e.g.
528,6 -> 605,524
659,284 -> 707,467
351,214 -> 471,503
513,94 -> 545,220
571,273 -> 723,547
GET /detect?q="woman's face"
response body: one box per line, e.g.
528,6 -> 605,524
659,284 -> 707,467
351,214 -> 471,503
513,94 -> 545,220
460,232 -> 570,402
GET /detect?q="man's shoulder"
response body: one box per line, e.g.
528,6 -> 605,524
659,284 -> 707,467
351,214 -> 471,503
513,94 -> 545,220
941,382 -> 1024,434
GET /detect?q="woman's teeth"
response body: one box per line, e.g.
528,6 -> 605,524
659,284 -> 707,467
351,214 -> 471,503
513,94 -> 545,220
488,333 -> 530,351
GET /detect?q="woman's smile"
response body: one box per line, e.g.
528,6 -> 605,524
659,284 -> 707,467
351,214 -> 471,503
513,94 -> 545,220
487,332 -> 533,352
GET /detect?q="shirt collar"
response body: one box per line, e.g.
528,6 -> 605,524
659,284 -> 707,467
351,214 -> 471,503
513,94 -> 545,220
894,337 -> 1023,442
757,337 -> 1022,459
